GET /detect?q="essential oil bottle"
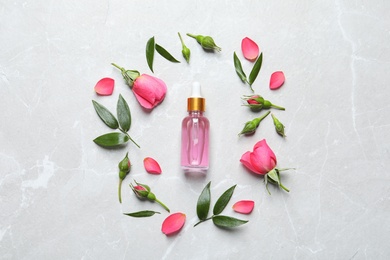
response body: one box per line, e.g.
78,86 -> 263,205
181,82 -> 210,172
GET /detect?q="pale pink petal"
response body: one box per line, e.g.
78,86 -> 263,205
241,37 -> 259,62
143,157 -> 162,174
161,212 -> 186,236
269,71 -> 285,90
233,200 -> 255,214
94,77 -> 114,96
240,151 -> 260,174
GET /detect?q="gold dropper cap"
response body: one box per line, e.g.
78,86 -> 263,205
187,82 -> 205,111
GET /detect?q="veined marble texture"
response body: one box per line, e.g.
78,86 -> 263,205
1,0 -> 390,259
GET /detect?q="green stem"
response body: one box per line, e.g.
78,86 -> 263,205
120,130 -> 140,148
111,63 -> 124,72
193,216 -> 213,227
155,198 -> 170,213
258,111 -> 271,122
186,33 -> 196,39
118,179 -> 123,203
178,32 -> 185,47
271,104 -> 285,110
280,183 -> 290,192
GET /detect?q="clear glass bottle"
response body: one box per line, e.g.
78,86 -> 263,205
181,82 -> 210,172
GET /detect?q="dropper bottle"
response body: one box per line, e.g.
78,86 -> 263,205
181,82 -> 210,172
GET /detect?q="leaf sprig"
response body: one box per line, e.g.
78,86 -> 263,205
234,52 -> 263,92
194,182 -> 248,228
92,94 -> 140,148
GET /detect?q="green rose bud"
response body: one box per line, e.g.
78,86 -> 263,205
130,180 -> 170,212
239,111 -> 270,136
118,152 -> 131,203
187,33 -> 221,52
178,32 -> 191,63
242,95 -> 285,112
271,113 -> 286,137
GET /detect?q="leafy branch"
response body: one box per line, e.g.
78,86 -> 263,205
92,94 -> 140,148
194,182 -> 248,228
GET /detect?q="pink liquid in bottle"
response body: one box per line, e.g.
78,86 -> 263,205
181,82 -> 209,172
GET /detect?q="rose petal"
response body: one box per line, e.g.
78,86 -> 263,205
241,37 -> 259,62
240,151 -> 261,174
269,71 -> 285,90
143,157 -> 162,174
233,200 -> 255,214
94,77 -> 114,96
161,212 -> 186,236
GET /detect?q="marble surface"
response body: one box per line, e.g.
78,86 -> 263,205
1,0 -> 390,259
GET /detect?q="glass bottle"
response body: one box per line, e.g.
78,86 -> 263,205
181,82 -> 210,172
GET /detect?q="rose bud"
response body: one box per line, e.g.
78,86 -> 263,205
271,113 -> 286,137
242,95 -> 285,112
118,152 -> 131,203
239,111 -> 270,136
178,32 -> 191,63
186,33 -> 221,52
112,63 -> 167,110
240,139 -> 293,194
130,180 -> 170,212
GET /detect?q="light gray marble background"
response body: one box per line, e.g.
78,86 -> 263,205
1,0 -> 389,259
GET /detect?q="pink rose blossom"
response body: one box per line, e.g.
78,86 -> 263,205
132,74 -> 167,110
240,139 -> 277,175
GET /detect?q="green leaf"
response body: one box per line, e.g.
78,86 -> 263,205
212,215 -> 248,228
124,210 -> 160,218
146,36 -> 155,72
92,100 -> 119,129
197,181 -> 211,220
93,132 -> 129,147
213,185 -> 236,215
117,94 -> 131,132
248,52 -> 263,86
233,52 -> 247,82
155,44 -> 180,63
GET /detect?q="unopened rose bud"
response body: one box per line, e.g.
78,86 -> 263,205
118,152 -> 131,203
130,180 -> 170,212
239,111 -> 270,136
242,95 -> 285,112
271,114 -> 286,137
187,33 -> 221,52
178,32 -> 191,63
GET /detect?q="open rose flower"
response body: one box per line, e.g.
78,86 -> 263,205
112,63 -> 167,110
240,139 -> 292,194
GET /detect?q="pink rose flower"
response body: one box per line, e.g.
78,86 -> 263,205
112,63 -> 167,110
240,139 -> 292,194
132,74 -> 167,110
240,139 -> 276,175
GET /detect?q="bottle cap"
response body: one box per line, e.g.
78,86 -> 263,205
187,82 -> 205,111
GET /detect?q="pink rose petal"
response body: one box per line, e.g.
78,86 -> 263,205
143,157 -> 162,174
94,77 -> 114,96
161,212 -> 186,236
233,200 -> 255,214
241,37 -> 259,62
269,71 -> 285,90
